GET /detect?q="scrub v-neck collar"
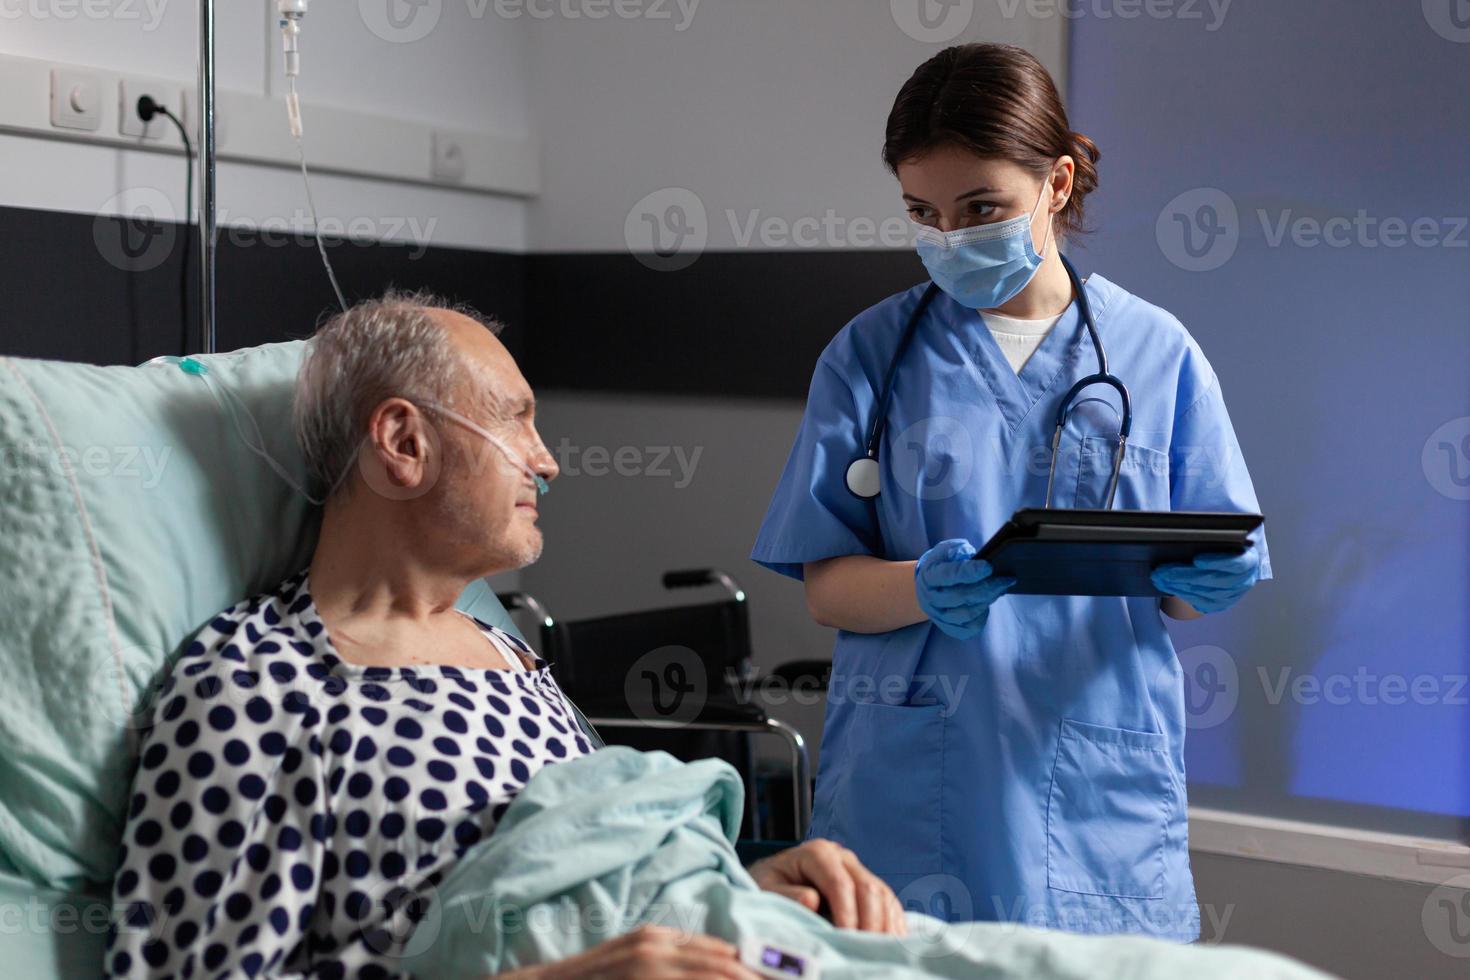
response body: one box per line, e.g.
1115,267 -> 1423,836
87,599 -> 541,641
935,273 -> 1114,436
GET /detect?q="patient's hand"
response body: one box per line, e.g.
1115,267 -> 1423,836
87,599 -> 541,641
748,839 -> 907,936
493,924 -> 761,979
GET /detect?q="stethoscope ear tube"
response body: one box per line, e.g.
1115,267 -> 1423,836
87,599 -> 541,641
1043,254 -> 1132,511
847,283 -> 943,500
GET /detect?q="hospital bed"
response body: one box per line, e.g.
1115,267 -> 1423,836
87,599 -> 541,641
0,340 -> 801,975
0,338 -> 1344,980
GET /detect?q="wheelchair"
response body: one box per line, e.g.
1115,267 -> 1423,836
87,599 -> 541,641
497,569 -> 813,842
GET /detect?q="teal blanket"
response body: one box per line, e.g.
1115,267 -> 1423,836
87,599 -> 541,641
403,748 -> 1334,979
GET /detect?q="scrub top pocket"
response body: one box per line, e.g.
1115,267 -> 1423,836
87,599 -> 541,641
823,701 -> 947,877
1071,437 -> 1170,511
1046,718 -> 1178,900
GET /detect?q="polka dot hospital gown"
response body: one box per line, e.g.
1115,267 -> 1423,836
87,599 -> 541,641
105,571 -> 594,979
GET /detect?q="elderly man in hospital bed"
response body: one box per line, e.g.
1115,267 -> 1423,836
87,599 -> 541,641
102,294 -> 899,980
104,295 -> 1332,980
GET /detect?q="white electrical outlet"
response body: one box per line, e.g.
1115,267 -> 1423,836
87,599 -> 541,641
50,69 -> 101,132
119,77 -> 188,139
431,131 -> 466,184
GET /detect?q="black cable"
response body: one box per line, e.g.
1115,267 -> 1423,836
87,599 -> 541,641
138,95 -> 193,355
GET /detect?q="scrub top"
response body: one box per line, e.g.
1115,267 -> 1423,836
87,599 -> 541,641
751,273 -> 1271,942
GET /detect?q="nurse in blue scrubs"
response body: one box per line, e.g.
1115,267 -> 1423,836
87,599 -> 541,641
751,43 -> 1271,943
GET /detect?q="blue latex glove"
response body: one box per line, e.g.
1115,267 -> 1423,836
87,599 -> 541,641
915,539 -> 1018,639
1151,550 -> 1262,614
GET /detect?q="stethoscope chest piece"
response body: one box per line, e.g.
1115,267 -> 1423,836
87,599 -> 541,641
846,455 -> 881,499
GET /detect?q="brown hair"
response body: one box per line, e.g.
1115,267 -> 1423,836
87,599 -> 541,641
883,43 -> 1100,239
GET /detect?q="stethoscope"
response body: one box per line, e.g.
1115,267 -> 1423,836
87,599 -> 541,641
844,252 -> 1132,508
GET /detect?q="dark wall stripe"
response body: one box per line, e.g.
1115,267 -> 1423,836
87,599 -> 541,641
524,250 -> 927,400
2,204 -> 927,400
0,204 -> 528,367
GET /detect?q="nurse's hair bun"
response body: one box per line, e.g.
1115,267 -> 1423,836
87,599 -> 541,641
884,43 -> 1101,239
1065,130 -> 1101,229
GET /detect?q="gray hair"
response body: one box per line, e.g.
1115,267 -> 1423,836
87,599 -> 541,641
293,290 -> 503,500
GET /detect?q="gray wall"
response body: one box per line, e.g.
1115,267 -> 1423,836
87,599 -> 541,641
525,0 -> 1065,252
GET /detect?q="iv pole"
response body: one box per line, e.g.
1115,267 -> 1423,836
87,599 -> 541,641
197,0 -> 217,355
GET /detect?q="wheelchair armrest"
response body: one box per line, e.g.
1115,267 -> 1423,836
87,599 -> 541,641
736,838 -> 800,866
578,696 -> 770,727
661,568 -> 745,601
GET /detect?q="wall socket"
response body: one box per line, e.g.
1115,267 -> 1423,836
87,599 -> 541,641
119,77 -> 188,139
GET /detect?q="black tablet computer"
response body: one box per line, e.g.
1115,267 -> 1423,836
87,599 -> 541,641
975,508 -> 1263,597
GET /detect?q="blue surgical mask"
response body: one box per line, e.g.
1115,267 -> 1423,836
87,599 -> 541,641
913,174 -> 1054,310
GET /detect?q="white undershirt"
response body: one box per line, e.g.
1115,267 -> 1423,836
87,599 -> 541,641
979,309 -> 1065,374
455,609 -> 529,671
